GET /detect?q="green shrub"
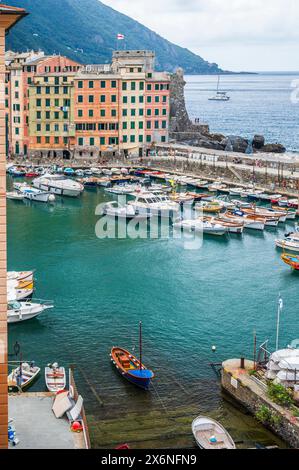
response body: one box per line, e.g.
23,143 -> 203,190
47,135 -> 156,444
255,405 -> 281,426
267,382 -> 294,408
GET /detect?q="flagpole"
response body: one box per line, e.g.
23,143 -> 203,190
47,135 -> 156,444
276,294 -> 282,351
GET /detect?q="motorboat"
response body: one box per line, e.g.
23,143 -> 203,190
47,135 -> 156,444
102,168 -> 113,176
8,166 -> 26,177
231,199 -> 252,209
75,169 -> 84,177
7,299 -> 53,323
229,187 -> 244,197
100,201 -> 151,221
241,207 -> 281,226
169,193 -> 194,206
192,416 -> 235,449
195,201 -> 223,214
84,169 -> 93,176
8,362 -> 40,391
8,287 -> 34,301
33,174 -> 84,197
64,167 -> 75,177
128,192 -> 180,218
6,191 -> 24,201
105,184 -> 138,195
272,206 -> 296,219
173,218 -> 228,236
205,216 -> 244,234
45,363 -> 66,393
281,253 -> 299,271
20,186 -> 56,203
275,237 -> 299,252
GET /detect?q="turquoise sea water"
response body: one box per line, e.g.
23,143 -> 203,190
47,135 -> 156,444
7,175 -> 296,448
185,73 -> 299,152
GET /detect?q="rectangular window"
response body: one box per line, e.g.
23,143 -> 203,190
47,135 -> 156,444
131,96 -> 136,104
63,137 -> 68,145
90,137 -> 95,146
54,124 -> 59,132
154,120 -> 159,129
139,109 -> 144,116
100,95 -> 105,103
162,95 -> 167,103
162,108 -> 167,115
36,99 -> 41,107
101,80 -> 106,88
55,136 -> 59,144
155,109 -> 159,116
46,136 -> 50,144
130,135 -> 135,143
138,121 -> 143,129
146,121 -> 151,129
100,137 -> 105,145
36,111 -> 41,119
139,135 -> 143,143
139,96 -> 144,103
89,81 -> 94,89
161,136 -> 166,143
45,99 -> 51,107
78,95 -> 83,103
123,122 -> 127,130
100,110 -> 106,117
111,80 -> 117,88
63,124 -> 68,132
147,84 -> 151,91
122,82 -> 127,91
131,109 -> 136,116
78,137 -> 84,146
36,86 -> 41,94
45,86 -> 51,94
55,86 -> 59,94
131,82 -> 136,91
162,121 -> 167,129
155,84 -> 159,91
55,77 -> 59,85
147,96 -> 151,103
155,96 -> 159,103
36,124 -> 41,132
55,98 -> 59,107
54,111 -> 59,119
46,111 -> 50,119
123,96 -> 128,104
37,136 -> 41,144
78,109 -> 83,117
146,109 -> 151,116
122,109 -> 127,117
88,110 -> 94,117
123,135 -> 128,143
63,86 -> 68,94
130,122 -> 135,130
46,124 -> 50,132
139,82 -> 144,91
111,109 -> 117,117
111,95 -> 117,103
78,81 -> 83,89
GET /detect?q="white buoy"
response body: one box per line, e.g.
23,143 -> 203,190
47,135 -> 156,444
212,345 -> 217,352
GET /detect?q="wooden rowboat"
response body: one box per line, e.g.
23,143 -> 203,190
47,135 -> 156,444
45,363 -> 66,393
192,416 -> 236,449
281,253 -> 299,271
110,322 -> 154,390
8,362 -> 40,391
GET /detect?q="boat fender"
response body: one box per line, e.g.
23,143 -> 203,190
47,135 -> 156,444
71,421 -> 83,433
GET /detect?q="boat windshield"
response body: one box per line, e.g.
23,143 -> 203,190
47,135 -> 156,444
8,301 -> 21,310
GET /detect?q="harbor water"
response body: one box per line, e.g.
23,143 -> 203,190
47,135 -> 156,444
7,176 -> 295,448
185,73 -> 299,153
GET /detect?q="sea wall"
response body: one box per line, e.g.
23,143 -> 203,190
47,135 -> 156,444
222,359 -> 299,448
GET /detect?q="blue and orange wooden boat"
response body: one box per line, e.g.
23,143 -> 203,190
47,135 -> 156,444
110,322 -> 154,390
281,253 -> 299,271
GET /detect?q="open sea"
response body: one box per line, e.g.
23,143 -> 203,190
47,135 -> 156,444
185,73 -> 299,153
7,74 -> 299,448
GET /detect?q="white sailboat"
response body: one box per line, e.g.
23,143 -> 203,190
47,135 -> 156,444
209,76 -> 230,101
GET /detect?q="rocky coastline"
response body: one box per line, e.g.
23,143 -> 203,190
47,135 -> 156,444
169,68 -> 286,155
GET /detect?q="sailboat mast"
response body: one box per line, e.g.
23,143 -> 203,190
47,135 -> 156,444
139,321 -> 142,370
217,75 -> 220,93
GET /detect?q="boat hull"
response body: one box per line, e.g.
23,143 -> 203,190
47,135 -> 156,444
111,347 -> 154,390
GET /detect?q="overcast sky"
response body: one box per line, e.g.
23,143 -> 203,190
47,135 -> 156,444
102,0 -> 299,72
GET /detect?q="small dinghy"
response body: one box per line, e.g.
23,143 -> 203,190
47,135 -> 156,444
21,186 -> 56,203
110,322 -> 154,390
192,416 -> 236,449
8,362 -> 40,391
7,270 -> 34,282
45,363 -> 66,392
6,191 -> 24,201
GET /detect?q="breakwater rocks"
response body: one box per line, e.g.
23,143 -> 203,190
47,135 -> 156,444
169,69 -> 286,154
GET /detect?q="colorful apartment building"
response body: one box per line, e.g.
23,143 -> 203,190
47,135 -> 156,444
0,4 -> 27,450
73,51 -> 170,158
6,50 -> 170,159
5,52 -> 81,158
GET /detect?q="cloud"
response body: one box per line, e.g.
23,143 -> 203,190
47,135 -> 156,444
101,0 -> 299,70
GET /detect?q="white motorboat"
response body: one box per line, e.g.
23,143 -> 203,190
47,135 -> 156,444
20,186 -> 56,203
192,416 -> 235,449
105,184 -> 137,195
102,168 -> 113,176
173,218 -> 228,236
128,192 -> 180,218
220,213 -> 265,231
275,237 -> 299,252
7,271 -> 34,282
100,201 -> 151,220
91,167 -> 102,176
231,199 -> 252,209
33,174 -> 84,197
75,169 -> 84,177
7,299 -> 53,323
45,363 -> 66,392
228,187 -> 243,197
6,191 -> 24,201
111,168 -> 122,175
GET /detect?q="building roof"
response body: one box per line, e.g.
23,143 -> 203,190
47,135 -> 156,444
0,3 -> 28,31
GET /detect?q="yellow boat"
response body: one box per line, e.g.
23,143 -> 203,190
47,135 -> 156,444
196,202 -> 222,214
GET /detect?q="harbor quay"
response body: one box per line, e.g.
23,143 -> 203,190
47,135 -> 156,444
222,359 -> 299,448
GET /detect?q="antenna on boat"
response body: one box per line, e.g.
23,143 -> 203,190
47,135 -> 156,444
139,321 -> 142,370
